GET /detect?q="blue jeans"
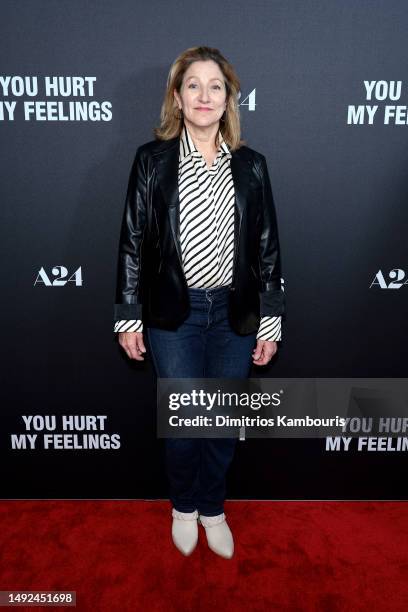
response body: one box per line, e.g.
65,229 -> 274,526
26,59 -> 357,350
146,285 -> 257,516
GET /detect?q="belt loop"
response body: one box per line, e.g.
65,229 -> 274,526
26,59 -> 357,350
206,289 -> 213,328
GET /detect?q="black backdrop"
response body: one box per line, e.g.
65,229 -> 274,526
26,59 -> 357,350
1,0 -> 407,499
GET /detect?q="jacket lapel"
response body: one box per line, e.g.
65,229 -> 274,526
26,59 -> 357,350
154,135 -> 252,272
229,150 -> 252,249
154,138 -> 183,266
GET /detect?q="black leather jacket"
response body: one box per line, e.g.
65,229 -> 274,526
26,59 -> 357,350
114,135 -> 285,335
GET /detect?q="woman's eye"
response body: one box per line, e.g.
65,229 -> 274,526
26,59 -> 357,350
188,83 -> 221,90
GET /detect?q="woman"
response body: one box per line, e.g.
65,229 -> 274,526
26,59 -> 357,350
113,46 -> 285,559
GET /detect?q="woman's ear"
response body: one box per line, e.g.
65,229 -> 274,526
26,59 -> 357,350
173,88 -> 181,109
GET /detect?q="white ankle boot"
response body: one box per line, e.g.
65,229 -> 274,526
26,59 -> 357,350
171,508 -> 199,556
199,512 -> 234,559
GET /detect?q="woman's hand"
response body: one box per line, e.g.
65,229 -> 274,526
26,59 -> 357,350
252,339 -> 278,366
118,331 -> 146,361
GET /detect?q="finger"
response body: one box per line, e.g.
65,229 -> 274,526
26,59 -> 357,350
253,353 -> 268,365
127,344 -> 144,361
252,343 -> 266,365
253,358 -> 268,366
258,341 -> 278,360
136,334 -> 147,354
252,339 -> 264,360
134,348 -> 145,360
253,345 -> 276,365
263,346 -> 276,360
253,352 -> 276,365
129,336 -> 145,360
119,333 -> 144,361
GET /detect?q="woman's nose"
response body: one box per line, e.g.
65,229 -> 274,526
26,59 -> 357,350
198,91 -> 211,102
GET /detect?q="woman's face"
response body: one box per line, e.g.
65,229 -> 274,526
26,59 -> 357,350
174,60 -> 227,131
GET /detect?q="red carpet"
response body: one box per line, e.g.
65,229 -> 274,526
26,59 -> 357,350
0,500 -> 406,611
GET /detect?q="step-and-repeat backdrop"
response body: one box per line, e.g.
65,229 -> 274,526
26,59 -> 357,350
1,0 -> 407,499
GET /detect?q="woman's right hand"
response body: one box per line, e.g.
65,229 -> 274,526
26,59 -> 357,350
118,332 -> 146,361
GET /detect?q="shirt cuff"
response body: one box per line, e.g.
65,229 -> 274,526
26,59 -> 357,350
256,316 -> 281,341
114,319 -> 143,333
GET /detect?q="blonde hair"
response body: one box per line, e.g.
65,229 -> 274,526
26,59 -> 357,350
153,46 -> 246,150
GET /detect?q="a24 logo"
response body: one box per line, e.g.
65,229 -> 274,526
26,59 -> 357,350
34,266 -> 83,286
370,269 -> 407,289
238,89 -> 256,111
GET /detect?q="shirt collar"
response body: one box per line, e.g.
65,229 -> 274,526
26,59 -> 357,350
179,122 -> 231,162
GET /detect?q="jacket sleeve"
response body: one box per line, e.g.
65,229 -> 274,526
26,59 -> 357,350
256,154 -> 285,318
113,147 -> 147,323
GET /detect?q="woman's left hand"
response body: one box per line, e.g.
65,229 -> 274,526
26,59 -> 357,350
252,340 -> 278,365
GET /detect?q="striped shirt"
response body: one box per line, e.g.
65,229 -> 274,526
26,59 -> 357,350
178,122 -> 235,287
114,123 -> 281,341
